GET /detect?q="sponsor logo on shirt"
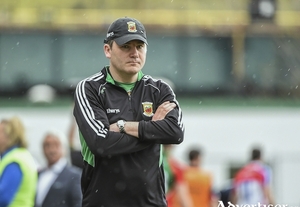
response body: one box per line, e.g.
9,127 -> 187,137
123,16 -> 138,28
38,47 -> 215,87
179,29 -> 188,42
107,108 -> 120,114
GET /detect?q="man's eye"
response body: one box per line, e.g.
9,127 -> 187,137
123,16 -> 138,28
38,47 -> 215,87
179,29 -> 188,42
122,45 -> 129,49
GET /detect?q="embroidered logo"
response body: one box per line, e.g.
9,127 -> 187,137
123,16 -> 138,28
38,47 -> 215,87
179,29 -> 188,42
142,102 -> 154,117
106,108 -> 120,114
106,32 -> 114,38
100,87 -> 106,95
127,21 -> 137,32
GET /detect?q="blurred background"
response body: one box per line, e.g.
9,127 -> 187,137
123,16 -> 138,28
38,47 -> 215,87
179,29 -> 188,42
0,0 -> 299,205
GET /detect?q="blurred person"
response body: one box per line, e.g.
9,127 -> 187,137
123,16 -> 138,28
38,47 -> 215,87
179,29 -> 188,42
232,146 -> 275,205
184,147 -> 218,207
163,144 -> 193,207
0,116 -> 38,207
218,179 -> 234,207
73,17 -> 184,207
35,131 -> 82,207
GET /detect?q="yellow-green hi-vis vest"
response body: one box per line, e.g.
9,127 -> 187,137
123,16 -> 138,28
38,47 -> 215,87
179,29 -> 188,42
0,148 -> 38,207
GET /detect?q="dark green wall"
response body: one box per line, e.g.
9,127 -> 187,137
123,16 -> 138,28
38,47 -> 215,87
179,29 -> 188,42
0,32 -> 296,96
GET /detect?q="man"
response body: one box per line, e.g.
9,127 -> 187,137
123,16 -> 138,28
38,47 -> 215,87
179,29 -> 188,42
35,132 -> 82,207
73,17 -> 184,207
232,146 -> 275,205
184,148 -> 217,207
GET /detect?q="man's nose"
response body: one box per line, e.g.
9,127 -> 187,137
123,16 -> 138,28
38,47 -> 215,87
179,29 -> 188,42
130,47 -> 138,58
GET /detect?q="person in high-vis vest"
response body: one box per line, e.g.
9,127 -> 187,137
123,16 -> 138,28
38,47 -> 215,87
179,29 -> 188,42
0,116 -> 38,207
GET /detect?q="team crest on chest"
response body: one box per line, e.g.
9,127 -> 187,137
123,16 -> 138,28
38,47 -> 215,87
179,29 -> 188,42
127,21 -> 137,32
142,102 -> 154,117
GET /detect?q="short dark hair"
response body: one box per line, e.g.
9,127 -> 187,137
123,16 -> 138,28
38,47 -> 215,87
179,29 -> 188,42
105,40 -> 114,48
251,147 -> 261,160
188,149 -> 201,161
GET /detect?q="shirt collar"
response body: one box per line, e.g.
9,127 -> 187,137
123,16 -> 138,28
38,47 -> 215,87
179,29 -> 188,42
49,158 -> 67,174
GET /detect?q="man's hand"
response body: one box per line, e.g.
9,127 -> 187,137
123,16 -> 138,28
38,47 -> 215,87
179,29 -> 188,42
152,101 -> 176,121
110,121 -> 139,138
108,101 -> 176,138
110,123 -> 119,132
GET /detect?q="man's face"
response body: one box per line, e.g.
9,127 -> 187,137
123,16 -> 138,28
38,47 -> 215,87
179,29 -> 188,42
104,40 -> 147,79
43,135 -> 63,166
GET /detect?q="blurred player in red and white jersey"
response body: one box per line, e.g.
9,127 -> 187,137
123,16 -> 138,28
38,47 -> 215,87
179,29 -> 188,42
232,146 -> 275,205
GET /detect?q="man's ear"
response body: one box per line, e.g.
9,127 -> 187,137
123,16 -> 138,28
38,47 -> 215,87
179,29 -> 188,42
103,44 -> 111,58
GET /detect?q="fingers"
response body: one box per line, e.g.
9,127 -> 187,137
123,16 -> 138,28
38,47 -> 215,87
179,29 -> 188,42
152,101 -> 176,121
162,101 -> 176,110
165,101 -> 176,112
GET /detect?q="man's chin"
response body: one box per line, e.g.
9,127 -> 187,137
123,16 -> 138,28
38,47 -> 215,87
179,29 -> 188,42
125,67 -> 142,74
